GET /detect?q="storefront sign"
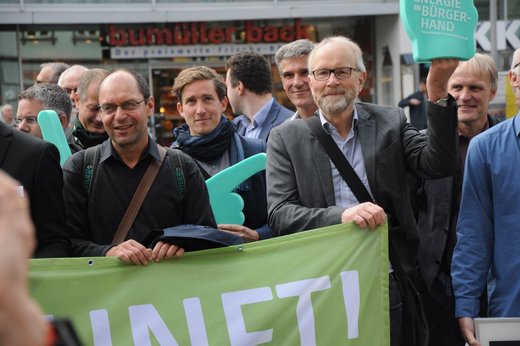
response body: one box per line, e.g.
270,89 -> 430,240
108,19 -> 312,59
111,43 -> 285,59
108,19 -> 311,47
476,20 -> 520,51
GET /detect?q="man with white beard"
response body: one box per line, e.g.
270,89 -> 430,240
266,35 -> 459,346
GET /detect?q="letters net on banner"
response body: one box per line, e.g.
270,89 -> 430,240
30,222 -> 390,345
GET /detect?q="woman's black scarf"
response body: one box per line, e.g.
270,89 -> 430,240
172,115 -> 234,163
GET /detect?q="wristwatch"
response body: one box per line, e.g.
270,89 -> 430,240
429,97 -> 449,107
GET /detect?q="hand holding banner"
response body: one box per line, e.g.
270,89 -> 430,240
30,223 -> 390,345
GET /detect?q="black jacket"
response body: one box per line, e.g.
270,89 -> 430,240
0,122 -> 70,257
416,114 -> 501,290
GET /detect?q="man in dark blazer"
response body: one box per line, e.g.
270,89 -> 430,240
0,121 -> 70,257
266,36 -> 459,346
226,51 -> 292,141
415,53 -> 500,346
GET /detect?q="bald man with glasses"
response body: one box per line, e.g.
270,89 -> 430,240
63,68 -> 216,265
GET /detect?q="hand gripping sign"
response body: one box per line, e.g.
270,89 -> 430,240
205,153 -> 266,225
400,0 -> 478,62
38,110 -> 72,166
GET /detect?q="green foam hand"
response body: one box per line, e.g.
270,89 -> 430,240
37,110 -> 71,166
205,153 -> 267,225
400,0 -> 478,62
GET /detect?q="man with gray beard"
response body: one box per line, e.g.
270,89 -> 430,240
266,35 -> 459,346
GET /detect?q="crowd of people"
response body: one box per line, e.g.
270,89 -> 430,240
1,36 -> 519,346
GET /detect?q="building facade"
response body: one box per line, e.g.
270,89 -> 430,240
1,0 -> 519,141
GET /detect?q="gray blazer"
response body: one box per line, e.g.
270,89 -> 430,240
267,101 -> 458,277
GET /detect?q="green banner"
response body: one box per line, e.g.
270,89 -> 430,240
30,223 -> 389,345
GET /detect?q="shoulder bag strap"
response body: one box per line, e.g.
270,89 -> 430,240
82,145 -> 101,194
305,116 -> 373,204
111,144 -> 167,245
166,148 -> 187,194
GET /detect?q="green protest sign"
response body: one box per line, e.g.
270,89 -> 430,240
30,223 -> 389,345
400,0 -> 478,62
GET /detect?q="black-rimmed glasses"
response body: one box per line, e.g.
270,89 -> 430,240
100,99 -> 146,115
14,116 -> 38,126
311,67 -> 360,81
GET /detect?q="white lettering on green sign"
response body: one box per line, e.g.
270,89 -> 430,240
414,0 -> 461,8
83,271 -> 361,345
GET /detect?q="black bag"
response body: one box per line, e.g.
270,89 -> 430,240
400,275 -> 429,346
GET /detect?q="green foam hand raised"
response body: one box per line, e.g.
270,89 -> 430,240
400,0 -> 478,62
205,153 -> 267,225
37,110 -> 72,166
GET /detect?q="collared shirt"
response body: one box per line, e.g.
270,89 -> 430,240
318,109 -> 373,208
244,98 -> 274,139
63,137 -> 216,257
452,114 -> 520,318
319,109 -> 388,272
457,118 -> 490,177
290,111 -> 301,121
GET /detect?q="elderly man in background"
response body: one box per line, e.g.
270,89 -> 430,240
73,68 -> 110,149
58,65 -> 89,127
35,61 -> 70,85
